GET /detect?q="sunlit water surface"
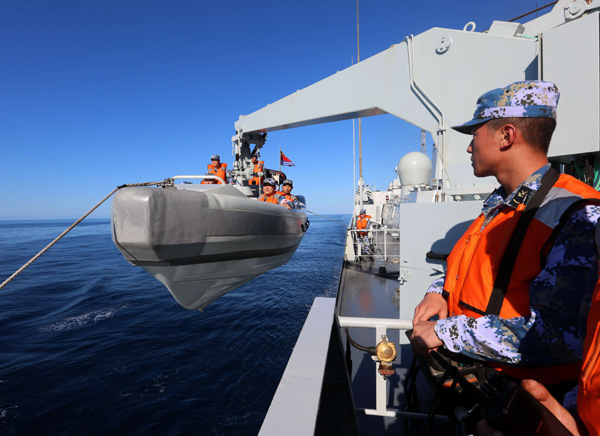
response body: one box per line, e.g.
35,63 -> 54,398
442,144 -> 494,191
0,215 -> 349,435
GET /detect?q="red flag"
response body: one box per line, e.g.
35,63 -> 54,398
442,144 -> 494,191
280,151 -> 295,167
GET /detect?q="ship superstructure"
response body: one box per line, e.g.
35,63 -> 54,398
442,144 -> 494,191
231,1 -> 600,433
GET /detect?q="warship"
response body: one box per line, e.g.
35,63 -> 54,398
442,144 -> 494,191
225,0 -> 600,433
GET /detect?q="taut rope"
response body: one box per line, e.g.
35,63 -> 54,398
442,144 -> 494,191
0,181 -> 169,291
305,209 -> 348,227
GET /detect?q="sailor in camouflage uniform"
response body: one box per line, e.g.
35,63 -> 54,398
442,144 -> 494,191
410,81 -> 600,393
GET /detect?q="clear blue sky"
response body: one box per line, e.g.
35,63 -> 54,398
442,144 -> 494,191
1,0 -> 542,219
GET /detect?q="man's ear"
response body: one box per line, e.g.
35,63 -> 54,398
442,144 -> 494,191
499,124 -> 517,150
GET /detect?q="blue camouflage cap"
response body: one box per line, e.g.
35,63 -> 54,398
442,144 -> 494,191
282,179 -> 293,187
452,80 -> 560,134
263,178 -> 276,186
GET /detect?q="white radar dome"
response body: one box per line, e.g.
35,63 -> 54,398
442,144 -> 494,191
397,152 -> 432,186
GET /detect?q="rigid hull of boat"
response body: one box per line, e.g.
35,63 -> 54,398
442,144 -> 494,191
144,250 -> 295,310
112,183 -> 307,310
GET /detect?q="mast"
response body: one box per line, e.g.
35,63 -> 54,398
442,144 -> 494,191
357,0 -> 364,211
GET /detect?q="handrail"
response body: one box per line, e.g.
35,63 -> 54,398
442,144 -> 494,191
338,315 -> 448,421
260,298 -> 338,434
338,316 -> 411,329
349,227 -> 400,260
171,174 -> 227,185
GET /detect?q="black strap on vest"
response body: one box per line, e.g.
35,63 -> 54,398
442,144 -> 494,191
484,168 -> 560,316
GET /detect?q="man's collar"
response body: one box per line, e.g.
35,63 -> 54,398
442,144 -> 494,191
483,164 -> 551,211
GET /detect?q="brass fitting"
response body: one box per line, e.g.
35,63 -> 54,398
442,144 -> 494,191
376,340 -> 396,363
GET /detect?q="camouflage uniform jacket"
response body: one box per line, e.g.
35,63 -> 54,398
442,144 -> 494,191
427,164 -> 600,366
279,193 -> 301,209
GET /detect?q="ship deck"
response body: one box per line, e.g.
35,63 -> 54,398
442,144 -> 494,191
260,238 -> 451,435
336,259 -> 448,435
338,260 -> 407,434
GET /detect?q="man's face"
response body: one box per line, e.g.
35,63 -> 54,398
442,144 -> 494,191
251,156 -> 258,164
282,184 -> 292,194
212,159 -> 220,167
467,123 -> 502,178
263,184 -> 274,195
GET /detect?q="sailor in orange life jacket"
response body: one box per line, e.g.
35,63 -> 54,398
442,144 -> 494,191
477,237 -> 600,436
258,178 -> 291,210
410,81 -> 600,389
249,154 -> 264,186
355,209 -> 371,236
496,223 -> 600,436
355,209 -> 373,255
276,179 -> 300,209
203,154 -> 227,184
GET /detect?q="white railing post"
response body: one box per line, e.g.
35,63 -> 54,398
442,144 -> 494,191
384,228 -> 387,259
338,316 -> 450,422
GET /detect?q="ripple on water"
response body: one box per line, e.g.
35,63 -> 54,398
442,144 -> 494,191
38,305 -> 129,333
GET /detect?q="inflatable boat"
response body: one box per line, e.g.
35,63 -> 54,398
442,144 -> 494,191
112,180 -> 308,310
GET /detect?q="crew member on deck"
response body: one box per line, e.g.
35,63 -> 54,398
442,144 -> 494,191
206,155 -> 227,184
355,209 -> 372,255
259,178 -> 292,210
410,80 -> 600,396
250,154 -> 265,186
355,209 -> 371,236
277,179 -> 300,209
477,230 -> 600,436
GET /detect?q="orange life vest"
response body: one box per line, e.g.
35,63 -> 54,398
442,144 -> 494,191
258,193 -> 280,204
356,215 -> 371,236
578,280 -> 600,436
207,163 -> 227,184
444,174 -> 600,384
250,161 -> 264,186
277,191 -> 297,202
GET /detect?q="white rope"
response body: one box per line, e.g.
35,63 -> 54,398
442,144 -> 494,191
305,209 -> 348,227
0,181 -> 167,291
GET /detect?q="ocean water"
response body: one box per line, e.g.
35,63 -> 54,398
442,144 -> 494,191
0,215 -> 349,435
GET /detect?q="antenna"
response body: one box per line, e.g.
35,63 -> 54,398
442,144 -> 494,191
357,0 -> 364,211
357,0 -> 362,181
420,129 -> 427,154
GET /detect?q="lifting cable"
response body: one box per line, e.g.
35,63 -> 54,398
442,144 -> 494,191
0,181 -> 169,291
483,1 -> 559,32
507,1 -> 558,23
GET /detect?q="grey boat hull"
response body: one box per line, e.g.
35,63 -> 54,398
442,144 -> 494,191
112,184 -> 308,310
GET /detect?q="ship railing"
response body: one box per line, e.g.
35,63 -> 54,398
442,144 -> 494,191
348,227 -> 400,261
171,174 -> 227,185
338,315 -> 450,423
259,298 -> 449,434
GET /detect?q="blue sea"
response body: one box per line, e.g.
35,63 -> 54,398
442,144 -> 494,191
0,215 -> 349,435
